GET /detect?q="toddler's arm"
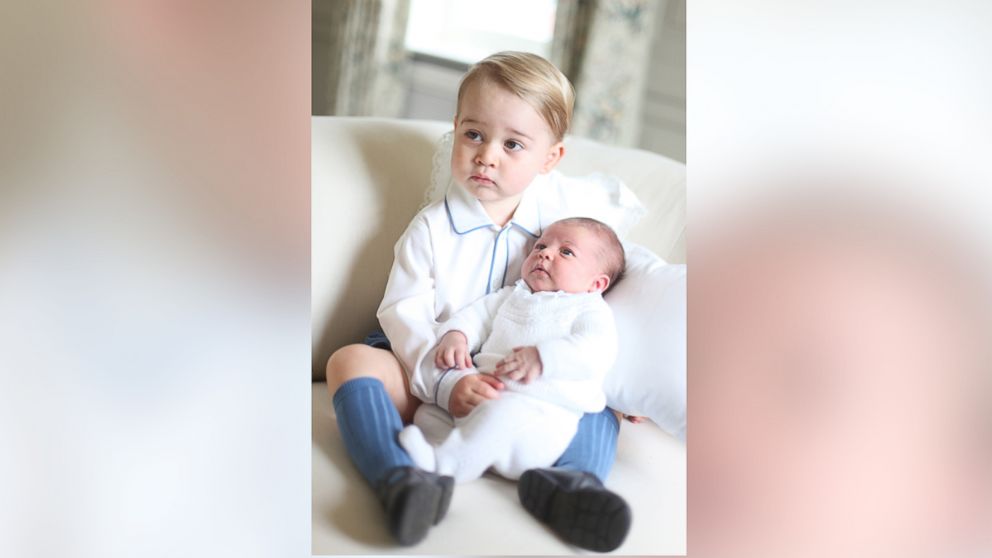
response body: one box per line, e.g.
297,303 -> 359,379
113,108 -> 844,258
447,373 -> 504,418
377,219 -> 447,404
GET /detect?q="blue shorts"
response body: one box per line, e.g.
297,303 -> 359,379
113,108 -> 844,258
362,329 -> 392,351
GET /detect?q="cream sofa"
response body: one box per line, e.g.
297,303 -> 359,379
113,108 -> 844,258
311,116 -> 686,555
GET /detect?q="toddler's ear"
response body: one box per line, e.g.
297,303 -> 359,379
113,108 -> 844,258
540,142 -> 565,173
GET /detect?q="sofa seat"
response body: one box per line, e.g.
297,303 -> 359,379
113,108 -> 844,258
312,383 -> 686,554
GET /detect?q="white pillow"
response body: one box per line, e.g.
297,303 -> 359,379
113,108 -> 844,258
604,243 -> 686,441
539,170 -> 647,241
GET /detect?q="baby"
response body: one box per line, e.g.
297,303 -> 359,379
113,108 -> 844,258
399,217 -> 625,483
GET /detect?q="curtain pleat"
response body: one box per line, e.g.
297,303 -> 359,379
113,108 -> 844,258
552,0 -> 660,146
313,0 -> 410,117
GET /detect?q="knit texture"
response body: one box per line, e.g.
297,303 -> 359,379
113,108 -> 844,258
442,281 -> 617,414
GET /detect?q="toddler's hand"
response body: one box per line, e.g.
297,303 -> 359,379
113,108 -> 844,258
435,331 -> 472,369
494,346 -> 543,384
449,374 -> 504,418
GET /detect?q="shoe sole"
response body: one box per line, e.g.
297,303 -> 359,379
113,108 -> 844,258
433,475 -> 454,525
518,470 -> 631,552
391,480 -> 442,546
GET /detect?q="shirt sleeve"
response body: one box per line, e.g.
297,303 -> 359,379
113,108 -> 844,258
535,301 -> 618,383
376,218 -> 443,404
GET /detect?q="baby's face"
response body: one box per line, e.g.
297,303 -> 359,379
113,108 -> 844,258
522,223 -> 610,294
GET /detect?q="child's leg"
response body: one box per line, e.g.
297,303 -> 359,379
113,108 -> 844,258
552,407 -> 620,482
327,344 -> 453,546
517,407 -> 630,552
327,344 -> 418,485
408,394 -> 531,483
495,403 -> 580,480
435,399 -> 516,482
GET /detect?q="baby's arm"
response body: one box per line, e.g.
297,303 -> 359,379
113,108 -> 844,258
532,303 -> 618,382
435,286 -> 512,355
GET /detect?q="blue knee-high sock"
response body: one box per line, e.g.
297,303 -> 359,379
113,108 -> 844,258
553,407 -> 620,483
332,377 -> 414,487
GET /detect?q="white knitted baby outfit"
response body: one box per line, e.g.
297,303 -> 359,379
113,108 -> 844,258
400,280 -> 617,483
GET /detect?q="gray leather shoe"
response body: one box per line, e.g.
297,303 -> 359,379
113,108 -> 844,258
518,468 -> 631,552
376,466 -> 454,545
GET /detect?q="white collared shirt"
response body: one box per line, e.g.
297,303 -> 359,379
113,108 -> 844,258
377,170 -> 643,406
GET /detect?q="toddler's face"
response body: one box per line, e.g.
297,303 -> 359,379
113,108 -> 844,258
522,223 -> 610,294
451,80 -> 563,210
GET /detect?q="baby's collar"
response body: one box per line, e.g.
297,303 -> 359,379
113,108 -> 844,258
513,278 -> 601,298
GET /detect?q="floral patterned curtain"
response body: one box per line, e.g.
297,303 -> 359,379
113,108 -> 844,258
312,0 -> 410,117
552,0 -> 659,146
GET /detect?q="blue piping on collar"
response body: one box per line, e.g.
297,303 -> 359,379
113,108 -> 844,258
444,193 -> 543,295
444,196 -> 542,238
509,221 -> 540,238
444,197 -> 492,235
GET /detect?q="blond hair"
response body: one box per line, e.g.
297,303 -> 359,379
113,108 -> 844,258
553,217 -> 626,294
456,51 -> 574,141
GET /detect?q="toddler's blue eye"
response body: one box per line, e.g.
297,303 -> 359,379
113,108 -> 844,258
465,130 -> 482,141
505,140 -> 523,151
534,243 -> 546,250
561,248 -> 574,256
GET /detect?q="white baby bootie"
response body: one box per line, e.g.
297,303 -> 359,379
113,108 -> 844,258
399,425 -> 437,472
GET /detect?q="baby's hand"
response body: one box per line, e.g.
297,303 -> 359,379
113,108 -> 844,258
449,374 -> 504,418
435,331 -> 472,369
494,346 -> 543,384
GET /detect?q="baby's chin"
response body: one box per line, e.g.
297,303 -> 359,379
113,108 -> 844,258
524,273 -> 586,294
523,274 -> 554,293
522,277 -> 547,293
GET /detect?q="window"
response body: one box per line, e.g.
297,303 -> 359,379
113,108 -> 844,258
405,0 -> 558,65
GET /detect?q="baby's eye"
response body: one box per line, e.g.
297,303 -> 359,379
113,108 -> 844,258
534,243 -> 546,251
561,248 -> 574,256
465,130 -> 482,142
504,140 -> 523,151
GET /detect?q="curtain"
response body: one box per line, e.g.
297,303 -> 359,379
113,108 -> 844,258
312,0 -> 410,117
552,0 -> 660,146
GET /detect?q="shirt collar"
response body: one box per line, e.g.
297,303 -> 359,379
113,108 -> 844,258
443,174 -> 546,238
